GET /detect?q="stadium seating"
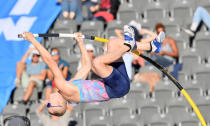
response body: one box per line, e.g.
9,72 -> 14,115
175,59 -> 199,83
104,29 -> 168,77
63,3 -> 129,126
196,0 -> 210,12
197,102 -> 210,122
194,32 -> 210,59
109,98 -> 136,125
178,71 -> 189,85
169,0 -> 195,21
2,104 -> 27,120
80,21 -> 104,37
28,103 -> 40,120
13,88 -> 25,103
180,55 -> 201,74
179,87 -> 203,103
143,2 -> 168,20
49,38 -> 75,50
149,121 -> 171,126
83,102 -> 108,126
165,104 -> 194,124
154,80 -> 176,92
195,71 -> 210,92
117,3 -> 139,25
87,117 -> 112,126
138,104 -> 161,125
157,18 -> 181,36
130,0 -> 151,13
53,19 -> 78,33
152,88 -> 174,108
5,0 -> 210,125
13,87 -> 38,103
105,20 -> 123,38
179,120 -> 200,126
116,116 -> 141,126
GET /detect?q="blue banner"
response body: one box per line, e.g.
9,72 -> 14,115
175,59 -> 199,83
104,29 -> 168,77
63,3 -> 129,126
0,0 -> 61,114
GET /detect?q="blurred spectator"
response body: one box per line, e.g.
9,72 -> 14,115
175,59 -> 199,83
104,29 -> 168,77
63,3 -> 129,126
182,6 -> 210,46
77,44 -> 99,79
115,20 -> 157,80
15,48 -> 46,103
82,0 -> 99,20
45,48 -> 70,100
151,23 -> 179,67
59,0 -> 83,22
134,23 -> 179,92
89,0 -> 120,22
134,71 -> 161,92
37,100 -> 72,126
183,6 -> 210,36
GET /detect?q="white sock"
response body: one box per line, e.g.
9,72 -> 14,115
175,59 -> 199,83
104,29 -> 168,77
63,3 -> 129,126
190,22 -> 199,32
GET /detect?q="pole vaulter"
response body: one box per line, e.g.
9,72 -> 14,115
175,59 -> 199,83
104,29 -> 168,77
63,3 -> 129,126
18,33 -> 207,126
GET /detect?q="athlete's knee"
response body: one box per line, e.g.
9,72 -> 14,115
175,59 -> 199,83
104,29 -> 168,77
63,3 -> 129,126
92,57 -> 103,69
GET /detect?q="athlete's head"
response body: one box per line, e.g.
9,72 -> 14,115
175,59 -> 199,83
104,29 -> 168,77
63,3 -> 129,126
155,23 -> 166,34
51,48 -> 60,62
47,92 -> 67,116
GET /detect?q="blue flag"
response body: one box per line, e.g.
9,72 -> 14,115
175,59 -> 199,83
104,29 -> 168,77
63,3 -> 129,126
0,0 -> 61,114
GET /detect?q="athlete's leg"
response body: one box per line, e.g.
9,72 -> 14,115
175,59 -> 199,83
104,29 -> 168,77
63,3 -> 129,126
92,25 -> 136,78
137,31 -> 165,53
92,38 -> 130,78
92,27 -> 165,78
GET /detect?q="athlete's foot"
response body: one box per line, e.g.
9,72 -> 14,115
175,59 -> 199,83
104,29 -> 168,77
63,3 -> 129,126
123,25 -> 136,52
182,28 -> 195,37
151,31 -> 165,53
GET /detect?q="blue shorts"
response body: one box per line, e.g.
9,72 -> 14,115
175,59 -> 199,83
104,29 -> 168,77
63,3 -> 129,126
103,62 -> 130,98
71,79 -> 110,102
71,62 -> 130,102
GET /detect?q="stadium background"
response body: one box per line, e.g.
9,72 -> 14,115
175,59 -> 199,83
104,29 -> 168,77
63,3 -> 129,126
0,0 -> 210,126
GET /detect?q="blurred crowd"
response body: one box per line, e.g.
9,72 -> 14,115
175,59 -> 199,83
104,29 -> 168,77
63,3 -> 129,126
58,0 -> 120,23
4,0 -> 210,126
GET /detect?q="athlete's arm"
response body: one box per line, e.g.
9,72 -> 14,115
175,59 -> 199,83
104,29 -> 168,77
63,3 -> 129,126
23,32 -> 74,97
71,33 -> 92,81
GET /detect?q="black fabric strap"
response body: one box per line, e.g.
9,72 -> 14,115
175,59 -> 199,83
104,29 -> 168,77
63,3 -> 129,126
38,33 -> 59,37
124,43 -> 131,52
